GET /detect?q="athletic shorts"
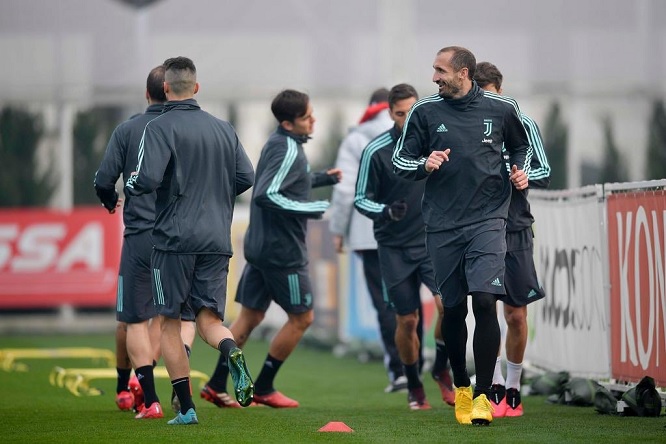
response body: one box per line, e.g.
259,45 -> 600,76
116,231 -> 156,323
427,218 -> 507,308
378,244 -> 438,316
235,263 -> 313,314
151,250 -> 230,321
503,227 -> 545,307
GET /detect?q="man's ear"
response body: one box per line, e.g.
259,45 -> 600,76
163,81 -> 169,95
280,120 -> 294,132
145,90 -> 150,102
193,82 -> 200,95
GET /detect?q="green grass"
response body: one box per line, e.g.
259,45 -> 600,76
1,334 -> 664,443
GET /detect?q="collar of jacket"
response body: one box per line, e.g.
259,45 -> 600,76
389,125 -> 402,140
163,98 -> 201,112
276,125 -> 310,144
441,80 -> 483,110
145,103 -> 164,113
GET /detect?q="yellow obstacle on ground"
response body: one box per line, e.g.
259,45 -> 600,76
0,348 -> 116,372
49,365 -> 210,397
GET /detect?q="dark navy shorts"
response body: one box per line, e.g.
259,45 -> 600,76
151,250 -> 229,321
378,244 -> 438,316
116,231 -> 156,323
235,263 -> 313,314
427,218 -> 507,308
504,227 -> 545,307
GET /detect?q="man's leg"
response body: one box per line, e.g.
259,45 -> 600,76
252,310 -> 313,408
395,311 -> 430,410
114,322 -> 134,411
470,291 -> 501,425
127,320 -> 163,418
431,297 -> 455,406
201,307 -> 264,408
441,299 -> 473,424
359,250 -> 403,389
503,304 -> 527,416
195,308 -> 254,408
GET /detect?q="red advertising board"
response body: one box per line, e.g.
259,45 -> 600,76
607,190 -> 666,386
0,207 -> 122,308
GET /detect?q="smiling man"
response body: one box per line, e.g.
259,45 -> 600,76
392,46 -> 531,426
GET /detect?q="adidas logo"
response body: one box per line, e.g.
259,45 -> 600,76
528,289 -> 538,298
436,124 -> 448,133
490,278 -> 502,287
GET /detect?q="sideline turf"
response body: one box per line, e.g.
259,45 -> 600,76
1,334 -> 663,443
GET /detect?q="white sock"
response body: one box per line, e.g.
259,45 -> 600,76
492,356 -> 505,386
506,360 -> 522,390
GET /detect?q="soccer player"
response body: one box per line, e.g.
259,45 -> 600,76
328,88 -> 408,393
474,61 -> 550,418
125,56 -> 256,425
392,46 -> 530,426
200,89 -> 341,409
354,83 -> 455,410
96,65 -> 197,419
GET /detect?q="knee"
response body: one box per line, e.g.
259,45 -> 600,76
471,292 -> 497,313
243,309 -> 265,328
443,301 -> 468,323
504,306 -> 527,329
289,310 -> 314,331
397,312 -> 419,331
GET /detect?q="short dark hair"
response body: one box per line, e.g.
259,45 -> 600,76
146,65 -> 166,102
474,62 -> 503,91
271,89 -> 310,123
388,83 -> 418,108
368,88 -> 389,105
163,56 -> 196,95
437,46 -> 476,80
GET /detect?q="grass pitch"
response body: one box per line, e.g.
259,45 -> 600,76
0,333 -> 664,443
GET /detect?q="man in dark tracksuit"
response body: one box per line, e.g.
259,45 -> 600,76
201,89 -> 341,409
125,56 -> 255,425
354,83 -> 454,410
392,46 -> 530,426
95,65 -> 192,418
474,61 -> 550,418
95,65 -> 198,418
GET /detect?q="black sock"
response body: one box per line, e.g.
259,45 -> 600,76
116,367 -> 132,394
403,362 -> 422,390
135,365 -> 159,406
172,377 -> 194,414
172,344 -> 193,401
207,354 -> 231,393
431,340 -> 450,376
254,354 -> 283,395
217,338 -> 237,358
442,301 -> 471,388
471,292 -> 500,398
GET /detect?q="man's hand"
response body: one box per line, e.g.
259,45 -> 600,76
326,168 -> 342,183
383,200 -> 408,221
107,198 -> 123,214
425,149 -> 451,173
510,165 -> 528,190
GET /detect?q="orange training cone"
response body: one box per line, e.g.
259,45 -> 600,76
318,421 -> 354,432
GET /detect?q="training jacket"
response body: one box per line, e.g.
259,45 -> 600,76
125,98 -> 255,254
354,126 -> 426,248
94,104 -> 162,237
328,109 -> 393,250
392,82 -> 531,232
507,113 -> 551,232
244,126 -> 337,269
